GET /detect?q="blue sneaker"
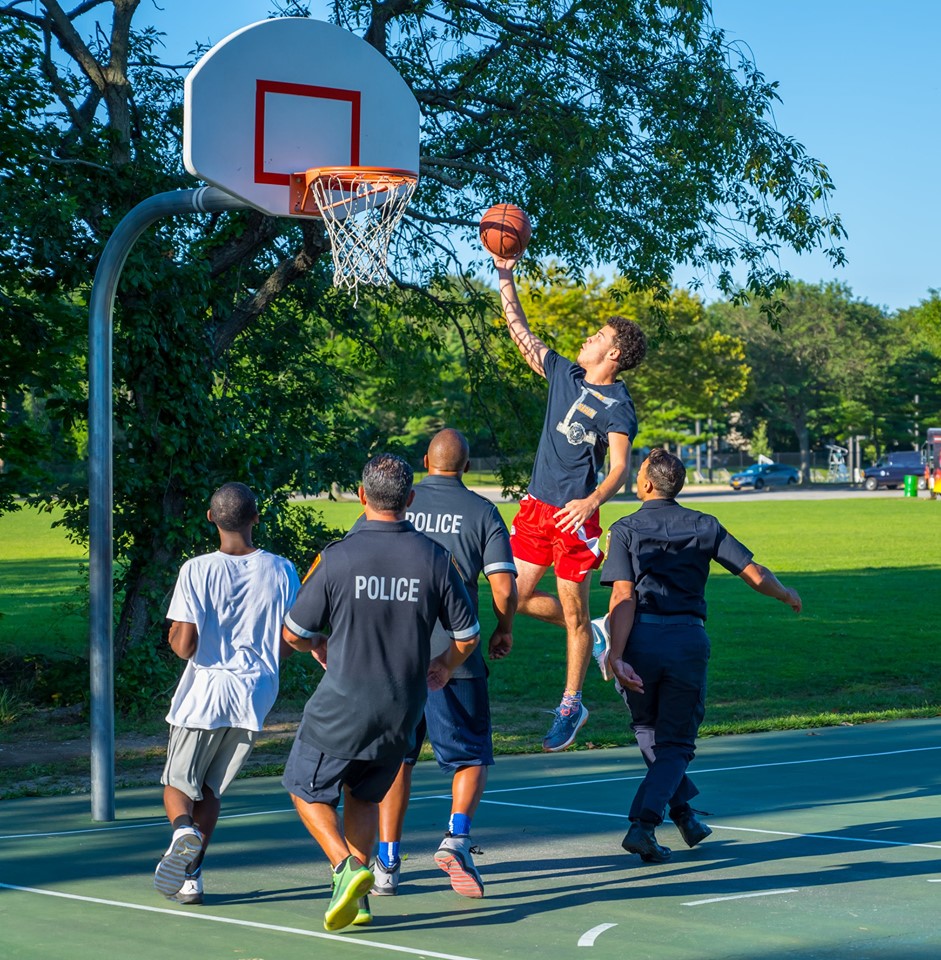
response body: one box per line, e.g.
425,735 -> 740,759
591,616 -> 612,681
542,702 -> 589,752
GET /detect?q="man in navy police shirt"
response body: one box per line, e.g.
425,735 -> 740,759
493,251 -> 647,752
281,453 -> 479,932
600,448 -> 801,863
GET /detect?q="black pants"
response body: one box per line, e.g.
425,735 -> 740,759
618,620 -> 709,824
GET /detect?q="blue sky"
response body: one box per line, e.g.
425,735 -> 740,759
143,1 -> 939,313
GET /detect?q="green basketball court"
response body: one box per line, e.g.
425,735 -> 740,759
2,718 -> 940,959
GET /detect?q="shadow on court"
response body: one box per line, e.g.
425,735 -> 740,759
2,717 -> 940,959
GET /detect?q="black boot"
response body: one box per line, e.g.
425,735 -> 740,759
622,820 -> 672,863
671,807 -> 712,848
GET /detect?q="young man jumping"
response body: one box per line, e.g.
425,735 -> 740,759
492,253 -> 647,751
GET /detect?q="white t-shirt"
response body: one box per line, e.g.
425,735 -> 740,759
165,549 -> 300,731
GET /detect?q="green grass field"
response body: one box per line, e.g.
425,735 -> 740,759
0,507 -> 88,659
2,496 -> 940,752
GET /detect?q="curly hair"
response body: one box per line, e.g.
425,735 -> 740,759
607,316 -> 647,372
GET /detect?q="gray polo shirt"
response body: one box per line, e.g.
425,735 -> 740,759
405,474 -> 516,679
285,519 -> 479,760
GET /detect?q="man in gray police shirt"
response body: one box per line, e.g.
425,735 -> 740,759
281,453 -> 480,933
372,428 -> 517,900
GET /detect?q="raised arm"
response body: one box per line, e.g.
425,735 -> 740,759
738,562 -> 802,613
494,257 -> 550,377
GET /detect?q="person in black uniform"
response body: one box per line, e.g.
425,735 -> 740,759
372,428 -> 517,900
600,448 -> 802,862
281,453 -> 480,932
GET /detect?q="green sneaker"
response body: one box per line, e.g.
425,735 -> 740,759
324,857 -> 374,932
352,895 -> 372,926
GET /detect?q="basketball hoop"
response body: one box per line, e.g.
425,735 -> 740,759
291,166 -> 418,297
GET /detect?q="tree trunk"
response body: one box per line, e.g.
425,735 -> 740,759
797,422 -> 812,484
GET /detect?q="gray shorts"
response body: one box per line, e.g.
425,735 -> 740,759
161,725 -> 257,800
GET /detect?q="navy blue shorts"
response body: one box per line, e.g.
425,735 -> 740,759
282,737 -> 402,806
403,676 -> 493,774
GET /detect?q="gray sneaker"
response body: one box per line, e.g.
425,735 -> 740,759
434,834 -> 484,898
542,702 -> 589,752
371,857 -> 400,895
154,826 -> 203,898
591,615 -> 612,681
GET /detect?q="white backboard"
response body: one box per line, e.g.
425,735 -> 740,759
184,18 -> 420,217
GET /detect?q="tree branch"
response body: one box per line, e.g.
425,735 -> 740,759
211,222 -> 330,357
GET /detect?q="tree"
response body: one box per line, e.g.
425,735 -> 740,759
0,1 -> 843,664
512,270 -> 749,462
710,282 -> 888,480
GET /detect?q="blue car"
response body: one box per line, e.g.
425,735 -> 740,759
729,462 -> 800,490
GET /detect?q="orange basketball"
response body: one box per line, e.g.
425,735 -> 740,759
479,203 -> 532,258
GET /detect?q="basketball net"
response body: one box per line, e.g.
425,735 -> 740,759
300,168 -> 418,300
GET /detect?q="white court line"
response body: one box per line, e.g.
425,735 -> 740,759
578,923 -> 617,946
4,742 -> 939,842
683,889 -> 798,906
479,800 -> 941,851
479,744 -> 941,796
0,882 -> 483,960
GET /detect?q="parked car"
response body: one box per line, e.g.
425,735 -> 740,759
729,462 -> 800,490
860,450 -> 925,490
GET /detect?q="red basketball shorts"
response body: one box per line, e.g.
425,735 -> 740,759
509,494 -> 604,583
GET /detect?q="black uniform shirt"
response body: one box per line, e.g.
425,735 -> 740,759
285,519 -> 479,760
405,475 -> 516,680
600,499 -> 754,621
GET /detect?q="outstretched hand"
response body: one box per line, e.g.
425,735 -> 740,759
492,253 -> 520,271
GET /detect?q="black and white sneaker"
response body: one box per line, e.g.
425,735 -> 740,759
371,857 -> 400,896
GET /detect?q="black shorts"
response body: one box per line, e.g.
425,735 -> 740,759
403,676 -> 493,774
282,737 -> 402,806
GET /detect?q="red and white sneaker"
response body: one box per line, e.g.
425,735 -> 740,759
434,834 -> 484,898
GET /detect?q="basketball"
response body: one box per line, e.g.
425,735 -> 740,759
479,203 -> 532,258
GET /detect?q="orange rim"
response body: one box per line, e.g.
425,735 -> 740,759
308,166 -> 418,189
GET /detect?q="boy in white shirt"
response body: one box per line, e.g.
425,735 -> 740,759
154,482 -> 301,903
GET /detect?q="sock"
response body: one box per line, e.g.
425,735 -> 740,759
448,813 -> 471,837
171,814 -> 194,830
377,841 -> 400,868
560,691 -> 582,713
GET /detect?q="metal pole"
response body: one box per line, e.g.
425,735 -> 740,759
89,186 -> 248,821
